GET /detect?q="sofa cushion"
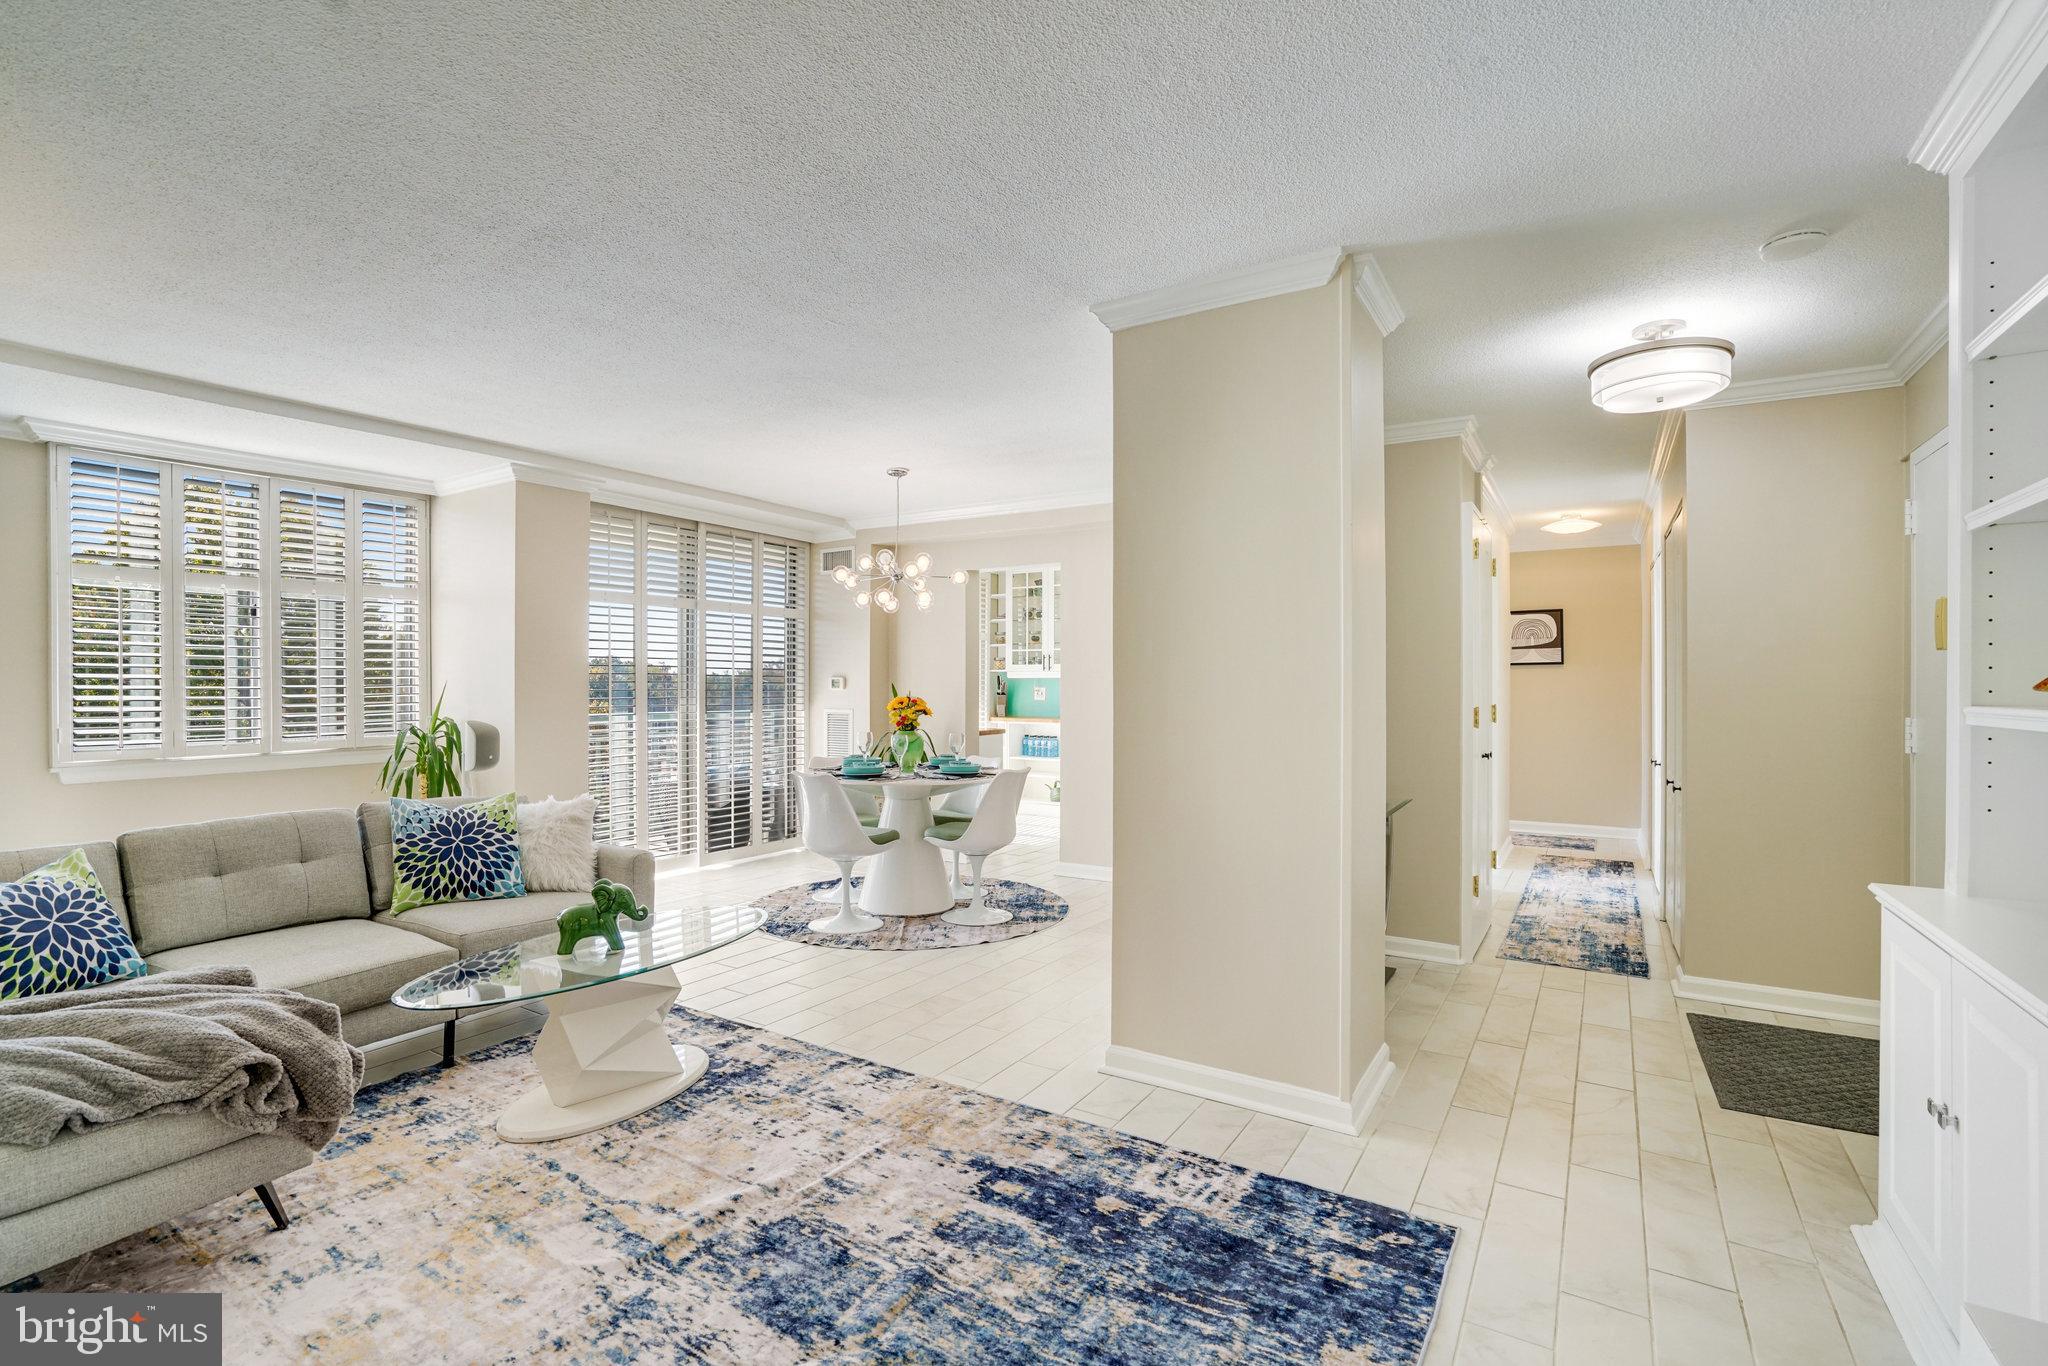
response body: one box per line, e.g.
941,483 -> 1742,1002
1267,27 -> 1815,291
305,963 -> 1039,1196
0,1109 -> 257,1220
145,919 -> 454,1015
0,842 -> 128,932
0,850 -> 146,999
372,890 -> 595,959
359,797 -> 504,912
120,810 -> 372,955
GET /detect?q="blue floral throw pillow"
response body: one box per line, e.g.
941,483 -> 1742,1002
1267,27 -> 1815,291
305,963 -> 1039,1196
0,849 -> 146,1000
390,794 -> 527,914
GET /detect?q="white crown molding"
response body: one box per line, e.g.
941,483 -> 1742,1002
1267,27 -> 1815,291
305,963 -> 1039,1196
888,488 -> 1114,529
1889,300 -> 1949,381
0,339 -> 854,541
1385,415 -> 1475,445
1690,362 -> 1900,410
15,417 -> 443,495
1089,248 -> 1343,332
1352,253 -> 1405,337
1910,0 -> 2048,174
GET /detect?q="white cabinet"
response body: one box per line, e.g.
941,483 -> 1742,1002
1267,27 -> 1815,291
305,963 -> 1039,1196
1864,890 -> 2048,1365
1882,915 -> 1956,1311
1950,967 -> 2048,1323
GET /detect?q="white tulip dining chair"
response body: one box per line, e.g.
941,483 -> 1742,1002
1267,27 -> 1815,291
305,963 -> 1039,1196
797,771 -> 898,934
931,780 -> 987,898
808,756 -> 880,902
922,767 -> 1027,927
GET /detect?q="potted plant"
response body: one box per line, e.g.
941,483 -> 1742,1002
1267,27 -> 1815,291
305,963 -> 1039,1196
378,685 -> 466,798
877,686 -> 936,771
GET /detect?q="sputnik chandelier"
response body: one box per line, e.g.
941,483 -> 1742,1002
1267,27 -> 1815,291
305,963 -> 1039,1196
832,467 -> 967,613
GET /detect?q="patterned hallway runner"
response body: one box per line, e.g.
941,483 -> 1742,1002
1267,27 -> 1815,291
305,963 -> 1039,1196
1510,832 -> 1597,852
1496,854 -> 1649,978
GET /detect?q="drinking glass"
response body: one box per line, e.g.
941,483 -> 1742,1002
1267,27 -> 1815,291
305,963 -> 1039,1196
855,730 -> 875,758
946,731 -> 966,760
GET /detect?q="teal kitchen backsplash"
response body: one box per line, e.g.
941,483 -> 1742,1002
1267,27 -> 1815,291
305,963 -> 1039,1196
1001,674 -> 1060,717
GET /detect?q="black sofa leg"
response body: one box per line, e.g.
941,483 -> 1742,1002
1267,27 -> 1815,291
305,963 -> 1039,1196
442,1018 -> 457,1067
254,1183 -> 290,1230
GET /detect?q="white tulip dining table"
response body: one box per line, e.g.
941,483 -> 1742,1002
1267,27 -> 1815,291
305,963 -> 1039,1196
390,901 -> 764,1142
819,764 -> 995,917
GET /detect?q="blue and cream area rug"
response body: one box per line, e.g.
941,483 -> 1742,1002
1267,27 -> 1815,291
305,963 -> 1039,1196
25,1012 -> 1456,1363
760,877 -> 1069,950
1510,832 -> 1597,852
1497,854 -> 1650,978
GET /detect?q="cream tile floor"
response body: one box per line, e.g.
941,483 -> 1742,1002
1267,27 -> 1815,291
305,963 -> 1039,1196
384,817 -> 1903,1366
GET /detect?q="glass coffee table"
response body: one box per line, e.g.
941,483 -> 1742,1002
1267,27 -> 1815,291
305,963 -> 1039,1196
391,902 -> 764,1142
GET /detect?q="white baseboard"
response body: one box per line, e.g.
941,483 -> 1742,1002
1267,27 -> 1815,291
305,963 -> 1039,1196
1348,1044 -> 1395,1132
1674,972 -> 1880,1026
1510,819 -> 1644,852
1100,1044 -> 1371,1134
1386,935 -> 1465,966
1853,1221 -> 1957,1366
1052,862 -> 1112,882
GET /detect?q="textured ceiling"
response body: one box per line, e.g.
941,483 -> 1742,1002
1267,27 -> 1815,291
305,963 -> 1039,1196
0,1 -> 1991,527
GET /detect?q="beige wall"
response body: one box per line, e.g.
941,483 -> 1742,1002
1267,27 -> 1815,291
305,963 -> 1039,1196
1901,343 -> 1949,454
1511,545 -> 1643,832
0,436 -> 383,846
816,507 -> 1114,871
1683,388 -> 1905,1000
1384,437 -> 1467,949
511,482 -> 595,800
1112,263 -> 1385,1103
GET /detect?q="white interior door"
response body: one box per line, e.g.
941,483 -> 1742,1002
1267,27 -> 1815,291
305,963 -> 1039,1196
1909,435 -> 1950,887
1462,505 -> 1496,957
1489,536 -> 1511,872
1650,546 -> 1666,895
1660,504 -> 1688,956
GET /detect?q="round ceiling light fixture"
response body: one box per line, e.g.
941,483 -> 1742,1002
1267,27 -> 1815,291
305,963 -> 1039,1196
1759,229 -> 1828,263
1588,319 -> 1735,413
1540,513 -> 1602,535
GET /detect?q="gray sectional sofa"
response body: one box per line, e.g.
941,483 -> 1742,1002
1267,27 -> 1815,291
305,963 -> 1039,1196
0,800 -> 653,1286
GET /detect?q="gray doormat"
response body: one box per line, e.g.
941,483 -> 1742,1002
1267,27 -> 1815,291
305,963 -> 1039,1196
1685,1013 -> 1878,1135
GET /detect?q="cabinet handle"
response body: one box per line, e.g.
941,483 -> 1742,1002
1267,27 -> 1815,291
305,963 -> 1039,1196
1925,1098 -> 1961,1131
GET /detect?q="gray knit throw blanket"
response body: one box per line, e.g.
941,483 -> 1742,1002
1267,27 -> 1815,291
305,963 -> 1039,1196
0,966 -> 365,1150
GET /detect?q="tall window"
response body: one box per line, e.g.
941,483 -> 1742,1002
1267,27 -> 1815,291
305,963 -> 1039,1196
587,508 -> 806,861
54,447 -> 425,772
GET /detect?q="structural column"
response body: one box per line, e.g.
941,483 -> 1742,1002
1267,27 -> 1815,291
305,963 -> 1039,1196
1100,251 -> 1400,1131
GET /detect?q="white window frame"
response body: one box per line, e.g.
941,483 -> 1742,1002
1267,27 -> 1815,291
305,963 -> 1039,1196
49,444 -> 430,782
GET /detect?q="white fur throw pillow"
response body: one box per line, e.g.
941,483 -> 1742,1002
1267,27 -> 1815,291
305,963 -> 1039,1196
517,795 -> 598,892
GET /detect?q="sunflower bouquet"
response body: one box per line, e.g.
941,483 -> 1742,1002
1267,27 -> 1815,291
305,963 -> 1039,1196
879,686 -> 937,770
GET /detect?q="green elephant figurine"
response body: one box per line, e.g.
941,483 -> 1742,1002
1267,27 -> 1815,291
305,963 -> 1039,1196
554,879 -> 652,956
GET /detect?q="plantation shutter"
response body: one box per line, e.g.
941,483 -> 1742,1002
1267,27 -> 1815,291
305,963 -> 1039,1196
64,454 -> 165,754
642,516 -> 697,856
702,527 -> 757,854
179,470 -> 263,749
758,537 -> 806,843
358,495 -> 424,740
275,484 -> 350,745
587,509 -> 639,845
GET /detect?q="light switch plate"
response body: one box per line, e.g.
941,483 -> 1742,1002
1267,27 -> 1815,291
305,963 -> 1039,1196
1032,686 -> 1047,702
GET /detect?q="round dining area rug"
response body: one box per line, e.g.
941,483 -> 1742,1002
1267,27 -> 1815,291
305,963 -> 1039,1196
755,877 -> 1068,949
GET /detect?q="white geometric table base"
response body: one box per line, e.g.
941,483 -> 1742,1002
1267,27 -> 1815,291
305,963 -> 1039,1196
496,966 -> 707,1142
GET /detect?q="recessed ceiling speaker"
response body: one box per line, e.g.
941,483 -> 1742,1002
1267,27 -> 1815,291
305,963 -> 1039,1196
1758,230 -> 1829,263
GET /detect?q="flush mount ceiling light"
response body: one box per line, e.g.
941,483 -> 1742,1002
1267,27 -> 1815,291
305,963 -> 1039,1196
1540,513 -> 1602,535
1588,319 -> 1734,413
831,467 -> 969,613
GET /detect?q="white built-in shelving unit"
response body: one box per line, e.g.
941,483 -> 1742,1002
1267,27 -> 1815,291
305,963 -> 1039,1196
1862,11 -> 2048,1363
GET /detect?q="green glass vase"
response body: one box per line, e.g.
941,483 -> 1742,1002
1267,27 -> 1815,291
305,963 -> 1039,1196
889,729 -> 926,772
